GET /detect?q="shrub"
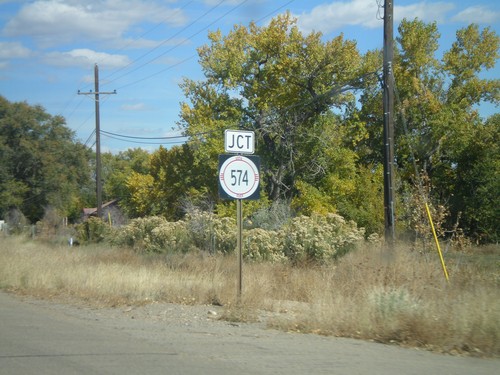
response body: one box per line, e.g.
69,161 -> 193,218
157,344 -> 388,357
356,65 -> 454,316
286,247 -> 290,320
108,211 -> 363,262
244,228 -> 286,262
4,208 -> 29,235
185,210 -> 236,254
76,217 -> 110,244
368,286 -> 421,320
146,221 -> 192,253
281,213 -> 364,264
249,199 -> 292,231
37,206 -> 63,237
112,216 -> 193,254
111,216 -> 167,250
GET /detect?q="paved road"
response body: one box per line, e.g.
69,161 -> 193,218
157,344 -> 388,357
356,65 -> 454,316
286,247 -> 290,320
0,291 -> 497,375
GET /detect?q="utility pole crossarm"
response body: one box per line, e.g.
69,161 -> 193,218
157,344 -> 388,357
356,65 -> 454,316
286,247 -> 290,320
78,89 -> 117,96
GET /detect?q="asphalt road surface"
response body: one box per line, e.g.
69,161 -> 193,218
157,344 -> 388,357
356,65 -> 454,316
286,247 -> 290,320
0,291 -> 498,375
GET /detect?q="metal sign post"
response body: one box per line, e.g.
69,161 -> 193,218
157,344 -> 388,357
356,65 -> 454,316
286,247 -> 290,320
219,130 -> 259,300
236,198 -> 243,297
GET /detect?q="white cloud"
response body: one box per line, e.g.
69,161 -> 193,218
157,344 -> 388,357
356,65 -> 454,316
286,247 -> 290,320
297,0 -> 456,34
121,102 -> 148,111
451,6 -> 500,24
43,49 -> 130,68
0,41 -> 32,59
394,2 -> 455,24
81,74 -> 95,84
2,0 -> 188,48
297,0 -> 380,33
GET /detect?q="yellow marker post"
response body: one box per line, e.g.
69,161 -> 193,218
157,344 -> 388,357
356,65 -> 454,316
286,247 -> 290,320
425,203 -> 449,282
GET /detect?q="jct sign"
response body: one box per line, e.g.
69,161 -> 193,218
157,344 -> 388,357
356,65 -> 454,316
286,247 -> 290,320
225,129 -> 255,154
218,154 -> 260,200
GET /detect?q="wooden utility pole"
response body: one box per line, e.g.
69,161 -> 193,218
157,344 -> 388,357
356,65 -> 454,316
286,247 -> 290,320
383,0 -> 396,243
78,64 -> 116,219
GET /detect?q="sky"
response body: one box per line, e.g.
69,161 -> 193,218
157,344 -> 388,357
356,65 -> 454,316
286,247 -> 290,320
0,0 -> 499,153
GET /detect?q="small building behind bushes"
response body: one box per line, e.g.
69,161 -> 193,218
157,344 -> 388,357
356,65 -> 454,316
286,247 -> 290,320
82,200 -> 126,226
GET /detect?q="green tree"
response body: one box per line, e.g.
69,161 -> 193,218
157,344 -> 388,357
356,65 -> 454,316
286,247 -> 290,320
0,96 -> 92,223
125,172 -> 156,218
290,112 -> 384,234
118,145 -> 210,219
446,114 -> 499,242
394,21 -> 498,182
101,148 -> 150,216
180,13 -> 364,202
148,144 -> 212,220
353,19 -> 499,241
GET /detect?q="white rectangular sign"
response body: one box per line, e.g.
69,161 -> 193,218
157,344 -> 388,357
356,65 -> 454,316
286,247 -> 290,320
224,129 -> 255,154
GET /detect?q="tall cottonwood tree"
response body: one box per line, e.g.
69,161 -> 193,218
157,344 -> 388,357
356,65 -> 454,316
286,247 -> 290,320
353,19 -> 499,241
179,13 -> 364,202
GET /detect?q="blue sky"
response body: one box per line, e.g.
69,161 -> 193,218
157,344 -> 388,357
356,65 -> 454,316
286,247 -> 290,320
0,0 -> 498,153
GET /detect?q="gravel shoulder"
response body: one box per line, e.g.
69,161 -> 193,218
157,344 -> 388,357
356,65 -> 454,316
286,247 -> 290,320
1,291 -> 499,375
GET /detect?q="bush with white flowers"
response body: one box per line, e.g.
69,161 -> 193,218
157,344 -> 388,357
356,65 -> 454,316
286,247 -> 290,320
111,212 -> 364,262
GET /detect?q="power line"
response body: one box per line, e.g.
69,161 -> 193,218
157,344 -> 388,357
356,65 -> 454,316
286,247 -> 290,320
64,95 -> 85,122
115,54 -> 196,90
108,0 -> 295,90
103,0 -> 228,86
76,0 -> 197,92
50,1 -> 298,133
57,93 -> 79,119
254,0 -> 296,23
112,0 -> 196,54
100,132 -> 187,146
84,129 -> 96,148
100,129 -> 187,140
99,129 -> 218,146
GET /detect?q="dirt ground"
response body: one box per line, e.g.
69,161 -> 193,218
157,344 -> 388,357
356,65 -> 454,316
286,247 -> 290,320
1,291 -> 498,375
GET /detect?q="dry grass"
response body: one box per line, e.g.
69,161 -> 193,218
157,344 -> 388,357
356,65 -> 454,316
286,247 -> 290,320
0,235 -> 498,357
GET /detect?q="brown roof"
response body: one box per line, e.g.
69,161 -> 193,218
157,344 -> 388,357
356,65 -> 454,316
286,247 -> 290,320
83,200 -> 119,216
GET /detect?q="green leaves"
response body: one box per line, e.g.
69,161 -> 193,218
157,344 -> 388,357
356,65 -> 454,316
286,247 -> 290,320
392,20 -> 499,242
181,12 -> 364,202
444,24 -> 499,80
0,96 -> 93,223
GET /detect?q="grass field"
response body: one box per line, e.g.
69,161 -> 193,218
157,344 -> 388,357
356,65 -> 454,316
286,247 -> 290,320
0,235 -> 498,357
